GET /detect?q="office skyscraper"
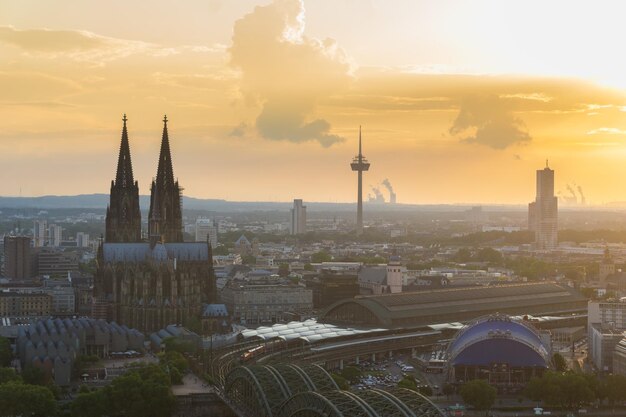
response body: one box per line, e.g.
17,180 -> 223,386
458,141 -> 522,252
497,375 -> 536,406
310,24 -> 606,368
3,236 -> 32,280
48,224 -> 63,247
33,220 -> 47,247
195,218 -> 218,247
528,161 -> 558,250
290,199 -> 307,235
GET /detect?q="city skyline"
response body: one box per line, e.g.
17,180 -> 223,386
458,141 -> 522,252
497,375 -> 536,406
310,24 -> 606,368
4,1 -> 626,204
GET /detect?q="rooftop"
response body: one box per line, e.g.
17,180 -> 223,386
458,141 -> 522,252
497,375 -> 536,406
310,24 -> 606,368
321,282 -> 587,327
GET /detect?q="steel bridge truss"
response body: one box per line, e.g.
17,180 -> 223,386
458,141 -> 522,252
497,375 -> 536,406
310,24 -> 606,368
276,388 -> 444,417
225,364 -> 444,417
224,364 -> 339,417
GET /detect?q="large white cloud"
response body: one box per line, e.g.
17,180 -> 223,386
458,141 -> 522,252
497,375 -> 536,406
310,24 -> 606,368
230,0 -> 351,147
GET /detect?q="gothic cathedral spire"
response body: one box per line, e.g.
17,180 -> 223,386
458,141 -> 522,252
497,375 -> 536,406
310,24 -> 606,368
148,115 -> 184,243
105,114 -> 142,242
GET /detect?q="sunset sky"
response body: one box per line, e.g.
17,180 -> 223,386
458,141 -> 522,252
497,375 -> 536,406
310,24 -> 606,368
3,0 -> 626,205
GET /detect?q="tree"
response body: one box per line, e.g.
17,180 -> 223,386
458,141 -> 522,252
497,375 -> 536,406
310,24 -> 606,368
397,376 -> 418,391
475,247 -> 503,264
160,350 -> 189,374
278,263 -> 290,277
169,367 -> 183,385
105,364 -> 175,417
460,380 -> 496,414
0,368 -> 21,385
604,375 -> 626,406
525,371 -> 595,409
21,366 -> 50,386
453,248 -> 472,263
442,383 -> 455,398
73,355 -> 100,379
331,373 -> 350,390
163,336 -> 196,354
340,366 -> 361,384
71,389 -> 107,417
0,338 -> 11,367
304,263 -> 314,271
311,250 -> 332,263
185,316 -> 202,334
212,245 -> 229,256
0,381 -> 58,417
552,352 -> 567,372
242,255 -> 256,265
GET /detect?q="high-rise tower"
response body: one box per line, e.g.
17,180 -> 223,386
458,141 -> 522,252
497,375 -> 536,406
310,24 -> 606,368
105,114 -> 142,243
290,199 -> 307,235
148,115 -> 184,243
350,127 -> 370,236
528,160 -> 558,250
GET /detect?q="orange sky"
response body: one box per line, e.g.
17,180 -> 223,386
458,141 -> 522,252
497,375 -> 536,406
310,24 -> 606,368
3,0 -> 626,205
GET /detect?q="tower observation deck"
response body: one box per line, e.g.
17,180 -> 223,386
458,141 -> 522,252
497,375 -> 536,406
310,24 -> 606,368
350,127 -> 370,235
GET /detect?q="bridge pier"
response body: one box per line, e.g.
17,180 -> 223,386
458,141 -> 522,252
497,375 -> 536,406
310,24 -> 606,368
355,356 -> 360,365
339,359 -> 344,370
412,348 -> 417,358
371,353 -> 376,362
388,351 -> 393,359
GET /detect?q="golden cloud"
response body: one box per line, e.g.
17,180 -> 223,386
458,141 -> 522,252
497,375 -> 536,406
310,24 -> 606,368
230,0 -> 351,147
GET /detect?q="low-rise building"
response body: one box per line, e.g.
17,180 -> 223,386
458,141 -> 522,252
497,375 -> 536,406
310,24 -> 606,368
588,300 -> 626,330
588,300 -> 626,372
305,273 -> 359,309
42,279 -> 76,315
614,336 -> 626,376
37,248 -> 79,277
589,323 -> 625,373
16,318 -> 144,386
0,291 -> 52,316
221,283 -> 312,325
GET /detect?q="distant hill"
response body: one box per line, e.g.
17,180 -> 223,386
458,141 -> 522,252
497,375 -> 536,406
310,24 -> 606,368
0,194 -> 532,212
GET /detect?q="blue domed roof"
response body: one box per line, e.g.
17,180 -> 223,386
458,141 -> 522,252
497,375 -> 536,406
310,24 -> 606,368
448,315 -> 549,368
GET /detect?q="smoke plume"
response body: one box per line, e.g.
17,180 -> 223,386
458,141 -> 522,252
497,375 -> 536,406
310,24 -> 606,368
577,185 -> 586,205
381,178 -> 394,194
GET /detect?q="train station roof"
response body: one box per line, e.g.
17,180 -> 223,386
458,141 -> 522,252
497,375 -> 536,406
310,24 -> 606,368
319,282 -> 587,328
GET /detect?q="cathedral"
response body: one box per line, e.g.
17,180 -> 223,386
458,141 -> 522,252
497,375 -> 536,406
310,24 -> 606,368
93,115 -> 217,333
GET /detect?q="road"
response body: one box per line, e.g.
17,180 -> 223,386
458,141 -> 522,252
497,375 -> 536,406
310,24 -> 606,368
172,373 -> 215,396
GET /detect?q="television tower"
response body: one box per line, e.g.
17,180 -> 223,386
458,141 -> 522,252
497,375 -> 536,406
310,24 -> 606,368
350,127 -> 370,235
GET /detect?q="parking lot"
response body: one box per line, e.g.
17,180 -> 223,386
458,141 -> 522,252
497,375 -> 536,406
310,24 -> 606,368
350,352 -> 444,393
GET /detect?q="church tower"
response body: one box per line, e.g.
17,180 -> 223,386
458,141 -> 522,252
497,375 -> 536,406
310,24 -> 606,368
148,115 -> 184,243
105,114 -> 142,242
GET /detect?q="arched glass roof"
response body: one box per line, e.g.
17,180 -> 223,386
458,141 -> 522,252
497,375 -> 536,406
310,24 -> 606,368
241,319 -> 386,343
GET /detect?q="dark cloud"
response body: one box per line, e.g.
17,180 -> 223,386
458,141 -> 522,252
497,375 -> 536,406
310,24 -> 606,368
449,95 -> 531,149
230,0 -> 350,147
